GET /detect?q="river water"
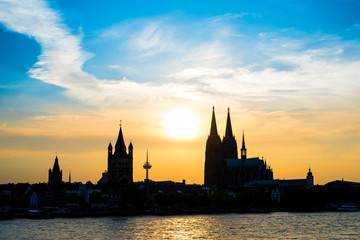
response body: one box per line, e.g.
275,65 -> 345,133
0,212 -> 359,239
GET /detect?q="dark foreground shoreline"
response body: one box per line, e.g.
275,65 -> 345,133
1,207 -> 344,220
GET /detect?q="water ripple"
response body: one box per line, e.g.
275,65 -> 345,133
0,212 -> 359,239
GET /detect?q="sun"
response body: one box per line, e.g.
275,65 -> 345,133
163,109 -> 199,140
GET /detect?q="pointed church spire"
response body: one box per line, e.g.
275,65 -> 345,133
242,131 -> 246,149
210,106 -> 219,136
241,131 -> 247,160
53,155 -> 60,172
222,107 -> 238,159
108,141 -> 113,157
225,108 -> 233,137
115,121 -> 127,155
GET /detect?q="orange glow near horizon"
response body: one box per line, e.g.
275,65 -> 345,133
1,106 -> 360,185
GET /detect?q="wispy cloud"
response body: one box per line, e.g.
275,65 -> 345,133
0,1 -> 182,107
1,0 -> 360,114
0,0 -> 94,88
210,12 -> 249,22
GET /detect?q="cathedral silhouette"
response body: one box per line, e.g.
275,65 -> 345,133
205,107 -> 273,187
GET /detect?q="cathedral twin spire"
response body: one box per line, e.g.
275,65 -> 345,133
210,107 -> 244,139
210,107 -> 235,137
209,107 -> 246,159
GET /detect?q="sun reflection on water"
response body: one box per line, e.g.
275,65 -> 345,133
126,216 -> 222,239
1,213 -> 359,239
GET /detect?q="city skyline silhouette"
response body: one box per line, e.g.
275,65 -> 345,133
1,0 -> 360,185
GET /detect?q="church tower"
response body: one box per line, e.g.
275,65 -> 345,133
204,107 -> 224,187
222,108 -> 238,159
306,167 -> 314,187
48,155 -> 62,186
108,123 -> 133,185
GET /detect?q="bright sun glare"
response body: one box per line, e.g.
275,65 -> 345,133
164,109 -> 199,140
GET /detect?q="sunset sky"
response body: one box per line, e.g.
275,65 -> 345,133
1,0 -> 360,185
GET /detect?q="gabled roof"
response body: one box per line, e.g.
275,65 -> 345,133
225,157 -> 262,167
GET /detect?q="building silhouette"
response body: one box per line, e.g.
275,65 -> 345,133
48,155 -> 62,186
205,107 -> 273,187
246,168 -> 314,188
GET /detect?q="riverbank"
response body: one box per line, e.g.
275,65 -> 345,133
1,206 -> 345,220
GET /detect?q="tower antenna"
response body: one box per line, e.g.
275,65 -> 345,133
143,150 -> 152,181
69,169 -> 71,184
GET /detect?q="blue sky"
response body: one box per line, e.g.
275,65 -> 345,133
1,0 -> 360,184
1,0 -> 360,104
